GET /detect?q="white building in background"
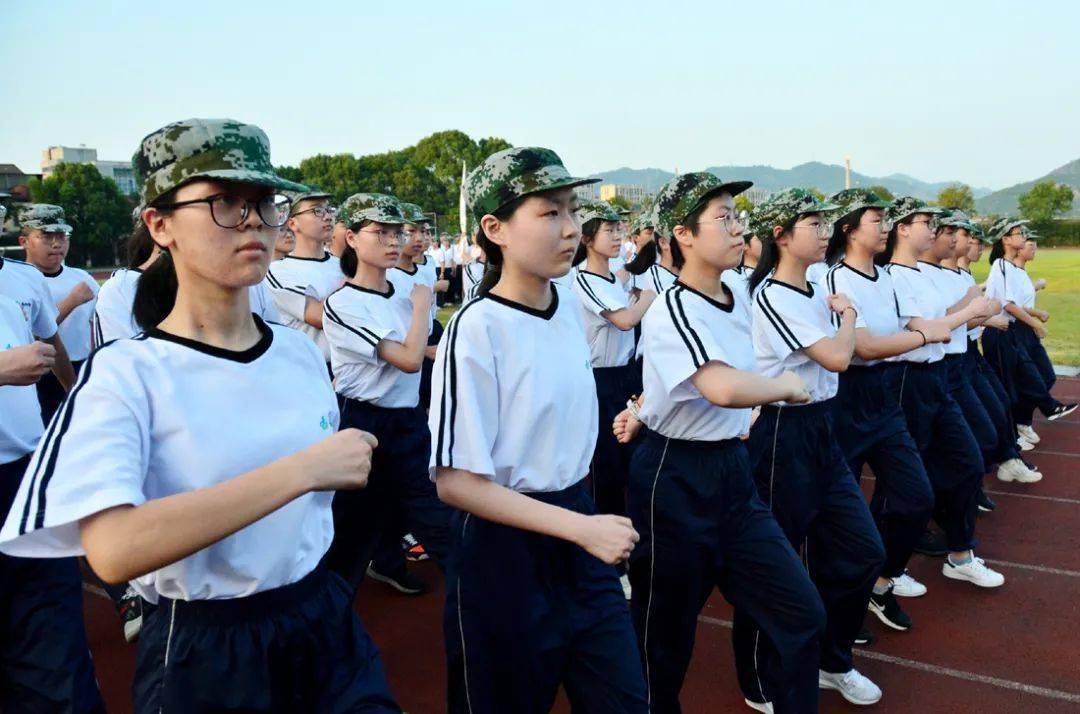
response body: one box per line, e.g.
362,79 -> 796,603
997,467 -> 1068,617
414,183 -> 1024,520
41,145 -> 138,196
575,181 -> 602,202
600,184 -> 649,208
745,187 -> 772,205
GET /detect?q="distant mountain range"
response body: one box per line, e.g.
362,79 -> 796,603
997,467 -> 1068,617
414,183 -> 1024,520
588,161 -> 994,203
975,158 -> 1080,217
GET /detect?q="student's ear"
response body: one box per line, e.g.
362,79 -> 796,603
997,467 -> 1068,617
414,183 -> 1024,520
480,214 -> 505,249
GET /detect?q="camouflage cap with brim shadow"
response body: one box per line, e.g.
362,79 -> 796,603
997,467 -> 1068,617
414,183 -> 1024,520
17,203 -> 73,233
885,196 -> 945,225
465,146 -> 598,218
630,212 -> 656,233
938,208 -> 977,232
750,188 -> 840,240
398,202 -> 431,225
285,187 -> 333,217
828,188 -> 892,224
988,216 -> 1029,241
338,193 -> 407,228
654,172 -> 753,238
577,199 -> 623,224
134,118 -> 307,206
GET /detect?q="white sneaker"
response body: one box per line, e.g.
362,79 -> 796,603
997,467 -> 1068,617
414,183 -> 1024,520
890,572 -> 927,597
744,698 -> 774,713
819,669 -> 882,705
1016,424 -> 1040,444
997,458 -> 1043,483
1017,436 -> 1035,452
943,556 -> 1004,588
620,573 -> 632,600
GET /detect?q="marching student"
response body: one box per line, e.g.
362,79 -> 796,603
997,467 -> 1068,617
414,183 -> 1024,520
821,189 -> 946,634
265,188 -> 343,362
321,193 -> 452,592
272,225 -> 296,262
982,218 -> 1075,444
876,197 -> 1005,588
722,220 -> 761,300
616,174 -> 826,713
571,199 -> 656,520
16,204 -> 99,420
736,189 -> 886,708
0,209 -> 105,712
462,237 -> 486,301
431,147 -> 648,713
0,118 -> 398,713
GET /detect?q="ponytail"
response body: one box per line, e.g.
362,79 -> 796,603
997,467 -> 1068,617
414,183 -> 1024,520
133,250 -> 178,330
988,238 -> 1004,264
571,218 -> 602,268
624,239 -> 657,275
747,237 -> 779,294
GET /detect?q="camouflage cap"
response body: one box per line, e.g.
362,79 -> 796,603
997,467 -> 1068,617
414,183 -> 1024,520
17,203 -> 73,233
938,208 -> 977,232
285,187 -> 333,217
885,196 -> 944,225
0,204 -> 6,225
398,202 -> 431,225
133,118 -> 307,206
988,216 -> 1029,240
465,146 -> 598,217
654,172 -> 753,238
751,188 -> 840,240
828,188 -> 892,223
630,211 -> 655,233
338,193 -> 407,228
577,199 -> 623,224
1022,224 -> 1040,241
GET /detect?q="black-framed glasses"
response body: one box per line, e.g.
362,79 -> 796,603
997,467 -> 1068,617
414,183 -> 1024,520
157,193 -> 292,228
292,205 -> 336,220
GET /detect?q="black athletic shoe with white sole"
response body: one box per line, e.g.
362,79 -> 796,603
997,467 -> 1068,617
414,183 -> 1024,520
977,489 -> 997,513
868,587 -> 912,631
1047,403 -> 1077,421
366,564 -> 429,596
854,626 -> 875,646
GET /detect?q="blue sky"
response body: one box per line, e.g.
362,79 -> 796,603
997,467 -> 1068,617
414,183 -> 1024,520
3,0 -> 1078,190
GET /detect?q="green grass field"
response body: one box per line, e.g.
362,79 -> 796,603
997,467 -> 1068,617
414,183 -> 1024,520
969,247 -> 1080,366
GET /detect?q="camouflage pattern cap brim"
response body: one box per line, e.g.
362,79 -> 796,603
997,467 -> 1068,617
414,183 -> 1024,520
17,203 -> 73,234
339,192 -> 408,227
885,196 -> 945,225
398,202 -> 431,225
828,188 -> 892,223
654,172 -> 753,238
988,217 -> 1029,240
465,146 -> 598,217
134,118 -> 307,205
578,199 -> 624,224
286,188 -> 333,216
749,188 -> 839,241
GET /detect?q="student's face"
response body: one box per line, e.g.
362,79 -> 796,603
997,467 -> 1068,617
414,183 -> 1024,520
745,234 -> 763,262
19,229 -> 69,271
633,227 -> 654,249
1003,226 -> 1026,252
401,224 -> 425,257
967,239 -> 982,262
347,221 -> 404,269
288,198 -> 333,243
677,194 -> 744,271
330,222 -> 348,257
482,187 -> 582,280
145,179 -> 275,290
274,226 -> 295,256
931,226 -> 957,260
901,213 -> 937,255
779,212 -> 830,264
953,229 -> 971,258
851,208 -> 889,255
1021,240 -> 1037,261
589,221 -> 622,259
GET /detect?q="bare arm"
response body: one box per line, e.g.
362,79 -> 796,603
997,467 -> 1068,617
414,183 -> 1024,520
803,304 -> 856,372
42,333 -> 75,390
376,285 -> 433,374
853,329 -> 925,362
602,290 -> 656,331
691,363 -> 808,408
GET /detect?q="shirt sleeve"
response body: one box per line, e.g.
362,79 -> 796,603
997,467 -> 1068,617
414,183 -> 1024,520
887,269 -> 923,320
30,275 -> 59,340
647,289 -> 732,403
265,266 -> 311,323
322,293 -> 394,362
753,287 -> 831,361
429,307 -> 500,479
824,270 -> 867,329
573,273 -> 626,317
250,280 -> 282,323
0,344 -> 149,557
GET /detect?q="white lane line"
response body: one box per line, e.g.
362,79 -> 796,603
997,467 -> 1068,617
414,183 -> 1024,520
697,615 -> 1080,704
860,476 -> 1080,505
982,559 -> 1080,578
1027,449 -> 1080,458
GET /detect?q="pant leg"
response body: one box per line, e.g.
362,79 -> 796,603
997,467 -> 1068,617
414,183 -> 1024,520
1017,324 -> 1057,392
1009,328 -> 1058,424
589,367 -> 637,517
925,395 -> 983,553
950,364 -> 1000,471
391,408 -> 451,568
863,430 -> 934,578
970,357 -> 1021,464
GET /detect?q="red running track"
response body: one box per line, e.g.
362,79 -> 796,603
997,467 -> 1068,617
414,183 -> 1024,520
81,378 -> 1080,713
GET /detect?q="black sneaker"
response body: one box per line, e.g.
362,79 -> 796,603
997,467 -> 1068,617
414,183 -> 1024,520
855,626 -> 875,646
868,587 -> 912,631
366,564 -> 429,596
977,489 -> 997,513
914,529 -> 948,557
117,586 -> 144,643
1046,403 -> 1077,421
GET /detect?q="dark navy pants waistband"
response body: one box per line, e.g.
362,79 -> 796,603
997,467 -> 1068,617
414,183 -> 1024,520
643,428 -> 743,451
761,397 -> 836,418
158,565 -> 329,624
519,478 -> 590,508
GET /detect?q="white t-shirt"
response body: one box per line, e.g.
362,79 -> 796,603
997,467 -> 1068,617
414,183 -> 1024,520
572,270 -> 635,368
806,261 -> 829,287
639,281 -> 755,441
824,262 -> 909,367
0,318 -> 339,604
959,269 -> 984,340
0,294 -> 44,463
0,257 -> 58,340
721,264 -> 751,304
324,282 -> 427,408
753,279 -> 839,405
388,261 -> 439,326
918,262 -> 968,355
462,262 -> 485,301
984,258 -> 1035,323
429,283 -> 597,493
265,253 -> 344,360
885,262 -> 947,364
41,265 -> 99,362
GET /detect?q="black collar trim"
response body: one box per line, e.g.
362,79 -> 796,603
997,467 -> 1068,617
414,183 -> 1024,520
485,283 -> 559,320
148,315 -> 273,363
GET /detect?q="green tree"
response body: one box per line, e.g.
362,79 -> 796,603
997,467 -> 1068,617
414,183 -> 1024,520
29,162 -> 132,266
734,194 -> 754,215
936,184 -> 975,213
605,195 -> 633,212
1018,180 -> 1075,223
867,185 -> 895,201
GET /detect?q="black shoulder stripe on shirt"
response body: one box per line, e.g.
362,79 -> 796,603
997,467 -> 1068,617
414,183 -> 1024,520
435,298 -> 485,469
826,269 -> 841,328
664,288 -> 705,369
756,288 -> 802,352
672,287 -> 710,363
651,265 -> 664,293
323,296 -> 380,349
575,273 -> 610,311
265,270 -> 306,296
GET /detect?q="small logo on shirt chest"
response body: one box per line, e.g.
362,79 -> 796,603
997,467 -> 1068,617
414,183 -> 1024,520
319,416 -> 330,431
